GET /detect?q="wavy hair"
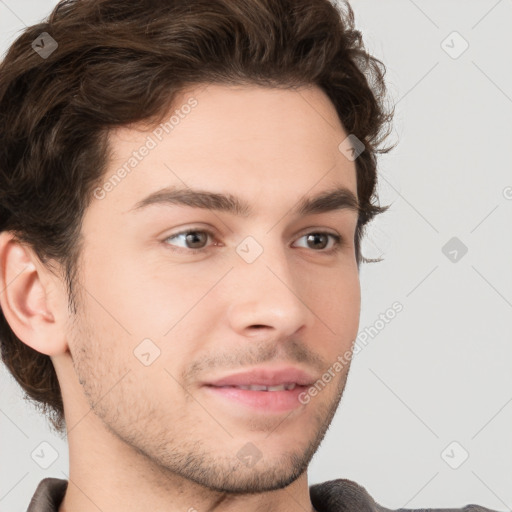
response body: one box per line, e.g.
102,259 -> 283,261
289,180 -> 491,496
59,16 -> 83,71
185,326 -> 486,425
0,0 -> 395,434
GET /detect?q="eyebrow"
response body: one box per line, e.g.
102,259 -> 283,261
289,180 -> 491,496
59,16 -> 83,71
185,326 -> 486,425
128,185 -> 360,218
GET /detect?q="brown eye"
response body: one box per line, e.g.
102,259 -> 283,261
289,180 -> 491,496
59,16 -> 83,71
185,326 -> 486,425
163,228 -> 343,255
164,229 -> 215,253
182,231 -> 209,249
306,233 -> 329,250
293,232 -> 343,253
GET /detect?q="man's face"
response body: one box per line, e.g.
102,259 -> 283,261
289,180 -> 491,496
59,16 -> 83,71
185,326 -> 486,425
60,84 -> 361,493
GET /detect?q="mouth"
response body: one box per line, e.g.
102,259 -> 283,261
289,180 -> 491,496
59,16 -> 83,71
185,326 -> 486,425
202,382 -> 310,412
213,383 -> 298,391
201,365 -> 316,413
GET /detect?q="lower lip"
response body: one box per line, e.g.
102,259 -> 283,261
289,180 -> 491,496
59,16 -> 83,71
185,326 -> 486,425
203,385 -> 309,413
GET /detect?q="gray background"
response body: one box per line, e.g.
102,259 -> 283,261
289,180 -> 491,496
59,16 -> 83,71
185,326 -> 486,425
1,1 -> 511,510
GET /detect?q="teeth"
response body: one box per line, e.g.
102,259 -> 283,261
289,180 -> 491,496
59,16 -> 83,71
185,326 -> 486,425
223,383 -> 297,391
267,384 -> 286,391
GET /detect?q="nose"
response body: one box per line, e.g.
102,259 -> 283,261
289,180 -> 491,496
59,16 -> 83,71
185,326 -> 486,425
225,241 -> 315,339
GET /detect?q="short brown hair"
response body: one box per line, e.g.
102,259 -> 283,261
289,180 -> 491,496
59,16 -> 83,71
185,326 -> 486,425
0,0 -> 394,434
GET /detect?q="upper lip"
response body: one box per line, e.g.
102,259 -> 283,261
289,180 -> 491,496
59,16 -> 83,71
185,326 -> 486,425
203,366 -> 317,387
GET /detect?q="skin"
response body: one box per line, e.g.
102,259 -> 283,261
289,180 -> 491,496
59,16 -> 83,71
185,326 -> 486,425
0,83 -> 361,512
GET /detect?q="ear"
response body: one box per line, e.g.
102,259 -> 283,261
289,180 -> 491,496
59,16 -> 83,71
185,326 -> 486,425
0,231 -> 69,356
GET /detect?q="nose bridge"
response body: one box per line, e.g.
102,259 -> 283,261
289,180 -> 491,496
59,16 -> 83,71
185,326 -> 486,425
225,233 -> 312,335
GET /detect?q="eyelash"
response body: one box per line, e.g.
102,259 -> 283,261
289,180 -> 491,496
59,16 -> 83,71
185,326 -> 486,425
163,228 -> 344,255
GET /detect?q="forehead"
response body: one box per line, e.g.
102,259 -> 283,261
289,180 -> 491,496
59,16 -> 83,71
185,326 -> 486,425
96,83 -> 357,218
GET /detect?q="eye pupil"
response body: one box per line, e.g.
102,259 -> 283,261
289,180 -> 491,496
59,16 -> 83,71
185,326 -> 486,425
186,231 -> 208,248
307,233 -> 328,250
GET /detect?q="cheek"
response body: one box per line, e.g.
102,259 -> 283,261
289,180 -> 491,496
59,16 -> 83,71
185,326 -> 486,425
310,266 -> 360,353
308,262 -> 360,316
82,243 -> 211,341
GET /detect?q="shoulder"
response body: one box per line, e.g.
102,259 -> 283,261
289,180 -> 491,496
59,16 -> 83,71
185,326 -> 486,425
26,478 -> 68,512
309,478 -> 502,512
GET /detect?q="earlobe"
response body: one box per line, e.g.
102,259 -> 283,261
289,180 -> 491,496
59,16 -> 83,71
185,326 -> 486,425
0,231 -> 68,356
